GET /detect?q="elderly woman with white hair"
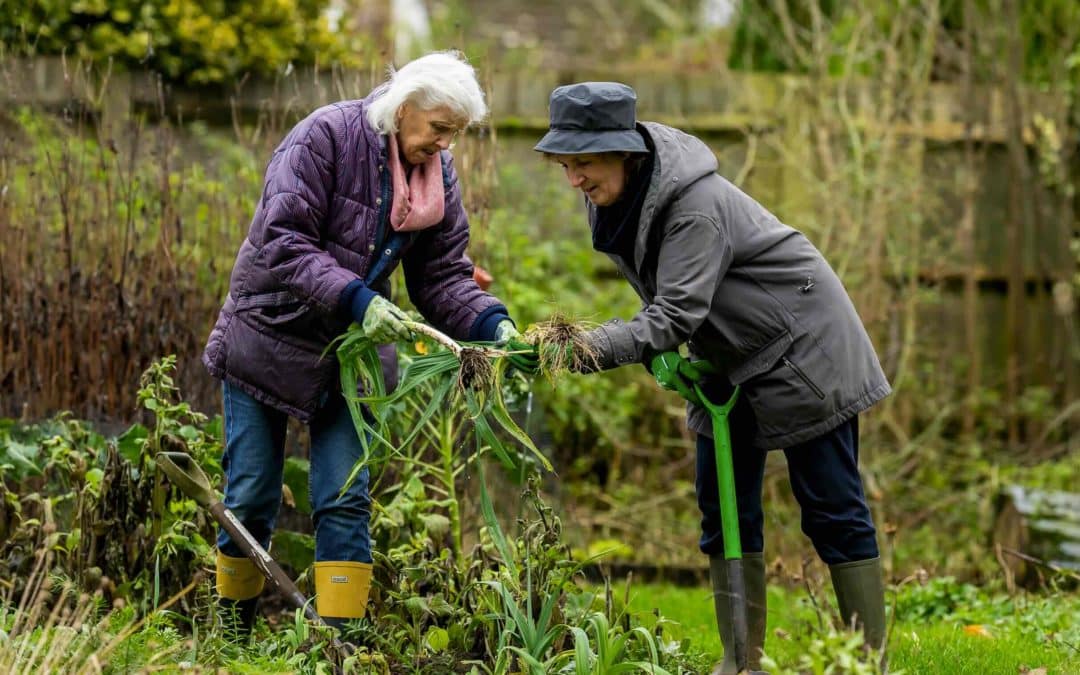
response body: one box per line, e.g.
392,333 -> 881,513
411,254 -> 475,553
202,51 -> 523,636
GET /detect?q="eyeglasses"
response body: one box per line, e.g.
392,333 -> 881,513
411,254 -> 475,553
430,123 -> 463,143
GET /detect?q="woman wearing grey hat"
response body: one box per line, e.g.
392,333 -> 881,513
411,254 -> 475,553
515,81 -> 890,672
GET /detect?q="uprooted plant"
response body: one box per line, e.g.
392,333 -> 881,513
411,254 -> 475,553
334,319 -> 553,478
523,315 -> 602,377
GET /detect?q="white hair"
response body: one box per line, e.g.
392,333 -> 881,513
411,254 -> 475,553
365,51 -> 487,135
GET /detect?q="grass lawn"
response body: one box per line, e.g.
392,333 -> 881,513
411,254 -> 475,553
624,580 -> 1080,674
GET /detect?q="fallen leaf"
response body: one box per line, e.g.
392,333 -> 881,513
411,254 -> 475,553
1019,667 -> 1048,675
963,624 -> 992,638
282,483 -> 296,508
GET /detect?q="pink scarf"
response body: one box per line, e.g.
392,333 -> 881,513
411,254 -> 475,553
387,133 -> 445,232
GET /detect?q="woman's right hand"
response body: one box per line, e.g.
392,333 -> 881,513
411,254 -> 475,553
360,296 -> 414,344
649,352 -> 704,403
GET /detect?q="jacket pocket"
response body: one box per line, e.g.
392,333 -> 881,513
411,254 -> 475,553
233,291 -> 333,351
233,290 -> 299,312
259,302 -> 313,327
781,355 -> 826,400
729,331 -> 794,385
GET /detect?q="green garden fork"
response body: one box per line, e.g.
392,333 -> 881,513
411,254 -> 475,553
686,363 -> 766,675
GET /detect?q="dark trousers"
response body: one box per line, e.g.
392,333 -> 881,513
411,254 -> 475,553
695,396 -> 879,565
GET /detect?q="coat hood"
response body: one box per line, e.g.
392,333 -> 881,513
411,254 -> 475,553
632,122 -> 719,270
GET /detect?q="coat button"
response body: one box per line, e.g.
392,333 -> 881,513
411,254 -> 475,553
368,244 -> 375,252
385,248 -> 392,256
376,197 -> 382,205
672,177 -> 679,183
378,164 -> 384,172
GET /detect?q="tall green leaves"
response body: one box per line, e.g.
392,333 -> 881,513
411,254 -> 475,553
335,325 -> 553,483
560,612 -> 672,674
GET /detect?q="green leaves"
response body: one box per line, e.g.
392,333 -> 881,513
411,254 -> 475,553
2,0 -> 355,85
116,424 -> 149,465
558,612 -> 672,674
477,457 -> 518,580
0,437 -> 44,479
138,355 -> 222,480
335,324 -> 553,479
424,626 -> 450,652
282,457 -> 312,515
488,578 -> 566,672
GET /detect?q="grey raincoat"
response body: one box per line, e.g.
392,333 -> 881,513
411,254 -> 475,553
586,122 -> 891,449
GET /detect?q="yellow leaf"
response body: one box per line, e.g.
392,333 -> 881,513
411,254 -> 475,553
963,624 -> 992,638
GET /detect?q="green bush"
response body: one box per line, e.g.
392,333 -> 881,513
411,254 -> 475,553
1,0 -> 354,84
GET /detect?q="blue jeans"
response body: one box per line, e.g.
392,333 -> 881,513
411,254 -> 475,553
217,382 -> 372,563
695,389 -> 879,565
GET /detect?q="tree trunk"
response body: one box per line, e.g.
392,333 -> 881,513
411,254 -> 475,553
993,485 -> 1080,587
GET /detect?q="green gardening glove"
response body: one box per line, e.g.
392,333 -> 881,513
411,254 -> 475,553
494,319 -> 518,344
650,351 -> 705,404
494,320 -> 541,375
360,296 -> 413,344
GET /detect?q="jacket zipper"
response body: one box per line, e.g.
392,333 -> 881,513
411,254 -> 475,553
364,154 -> 392,285
782,356 -> 826,400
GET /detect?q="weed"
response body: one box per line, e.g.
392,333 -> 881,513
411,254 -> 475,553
525,315 -> 602,377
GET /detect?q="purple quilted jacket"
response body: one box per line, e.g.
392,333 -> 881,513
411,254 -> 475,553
203,93 -> 506,420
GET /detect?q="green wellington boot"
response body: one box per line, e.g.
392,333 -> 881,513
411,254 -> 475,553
829,556 -> 886,649
710,552 -> 767,675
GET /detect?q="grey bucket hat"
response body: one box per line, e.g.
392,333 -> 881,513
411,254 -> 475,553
534,82 -> 648,155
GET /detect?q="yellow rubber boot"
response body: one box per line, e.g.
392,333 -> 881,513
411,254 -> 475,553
314,561 -> 373,628
217,552 -> 266,600
216,552 -> 265,639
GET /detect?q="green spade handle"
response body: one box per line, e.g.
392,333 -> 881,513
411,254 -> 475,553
692,382 -> 742,561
